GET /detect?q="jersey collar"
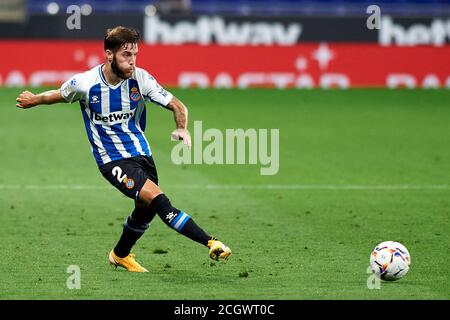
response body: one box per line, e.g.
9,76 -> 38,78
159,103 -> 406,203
99,64 -> 125,89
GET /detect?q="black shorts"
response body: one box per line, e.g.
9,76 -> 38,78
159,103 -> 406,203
99,156 -> 159,200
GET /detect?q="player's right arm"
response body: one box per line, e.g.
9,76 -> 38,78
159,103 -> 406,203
16,90 -> 66,109
16,73 -> 84,109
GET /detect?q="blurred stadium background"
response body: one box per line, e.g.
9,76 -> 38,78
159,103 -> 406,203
1,0 -> 449,301
0,0 -> 449,88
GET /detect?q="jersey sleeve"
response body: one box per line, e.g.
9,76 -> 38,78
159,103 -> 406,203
138,69 -> 173,107
60,73 -> 84,103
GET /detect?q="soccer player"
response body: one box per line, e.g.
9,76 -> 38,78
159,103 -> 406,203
15,26 -> 231,272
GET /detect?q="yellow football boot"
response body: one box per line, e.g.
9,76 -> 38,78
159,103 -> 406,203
108,250 -> 149,273
207,239 -> 232,261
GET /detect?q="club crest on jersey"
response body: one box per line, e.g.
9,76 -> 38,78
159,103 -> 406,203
123,177 -> 135,190
130,87 -> 141,102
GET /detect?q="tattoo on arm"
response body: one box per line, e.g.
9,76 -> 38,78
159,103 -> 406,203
167,97 -> 188,130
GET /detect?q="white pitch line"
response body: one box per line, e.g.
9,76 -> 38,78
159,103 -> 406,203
184,184 -> 450,190
0,185 -> 111,190
0,184 -> 449,190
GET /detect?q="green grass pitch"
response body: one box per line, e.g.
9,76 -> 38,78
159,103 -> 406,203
0,87 -> 449,299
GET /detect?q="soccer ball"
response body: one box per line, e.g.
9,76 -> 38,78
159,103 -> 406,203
369,241 -> 411,281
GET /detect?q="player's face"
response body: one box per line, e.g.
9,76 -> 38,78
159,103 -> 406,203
110,43 -> 138,79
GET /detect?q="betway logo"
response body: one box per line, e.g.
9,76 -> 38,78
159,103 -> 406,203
93,110 -> 136,126
380,16 -> 450,46
144,15 -> 302,45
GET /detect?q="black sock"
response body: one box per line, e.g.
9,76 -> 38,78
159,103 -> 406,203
114,207 -> 157,258
178,218 -> 213,246
149,193 -> 211,246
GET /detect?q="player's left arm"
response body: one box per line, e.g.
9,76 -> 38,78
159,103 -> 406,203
139,69 -> 192,148
166,96 -> 192,148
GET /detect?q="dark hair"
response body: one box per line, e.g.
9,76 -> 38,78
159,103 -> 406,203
104,26 -> 140,52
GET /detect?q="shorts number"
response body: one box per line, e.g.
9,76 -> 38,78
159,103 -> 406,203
112,166 -> 127,183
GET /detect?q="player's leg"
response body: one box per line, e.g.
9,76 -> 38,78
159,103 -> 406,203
99,157 -> 158,272
112,199 -> 157,258
108,199 -> 158,272
110,157 -> 160,260
138,179 -> 232,260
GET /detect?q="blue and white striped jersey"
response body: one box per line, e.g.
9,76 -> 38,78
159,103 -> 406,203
60,64 -> 173,166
